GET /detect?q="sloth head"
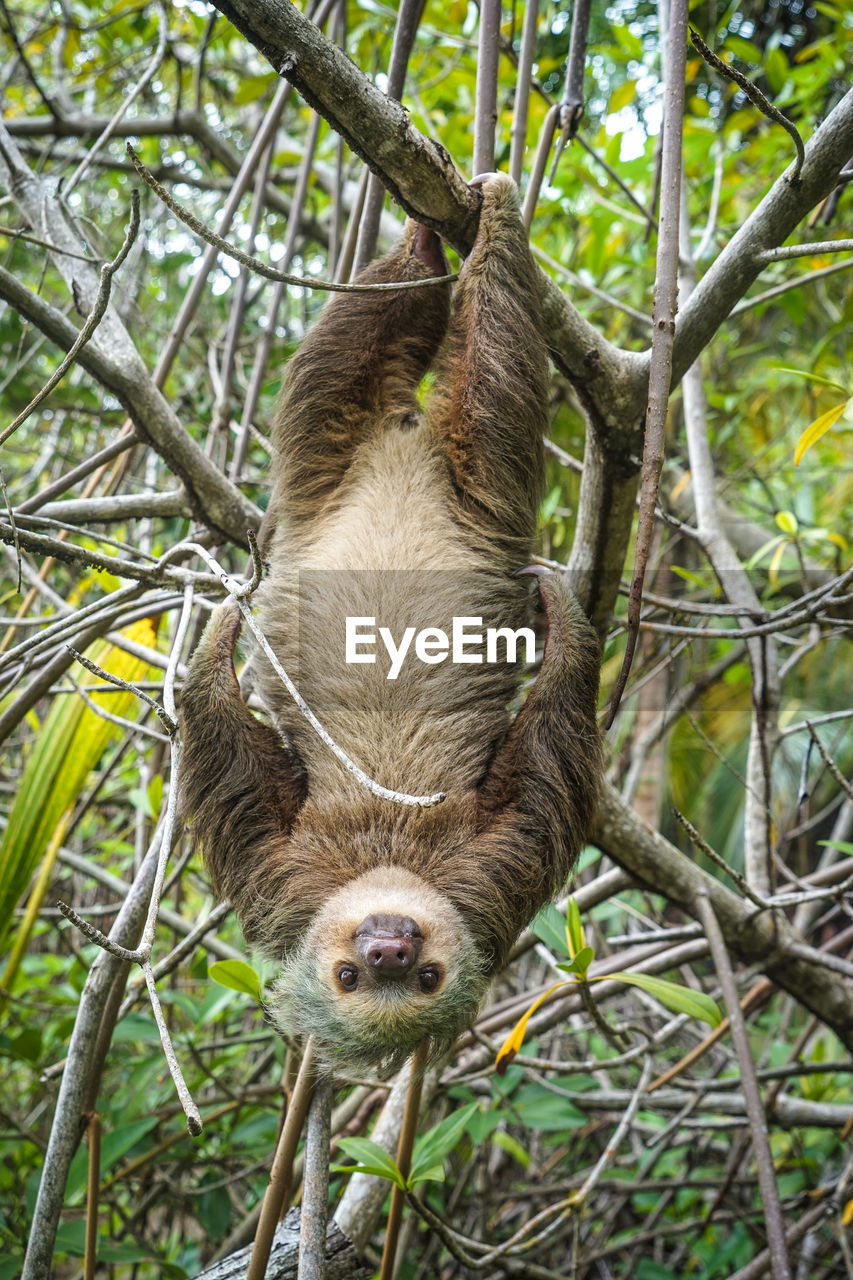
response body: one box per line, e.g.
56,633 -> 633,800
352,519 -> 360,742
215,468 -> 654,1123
267,867 -> 487,1072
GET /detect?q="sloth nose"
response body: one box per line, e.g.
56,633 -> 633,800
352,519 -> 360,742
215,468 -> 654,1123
355,914 -> 423,975
366,937 -> 416,972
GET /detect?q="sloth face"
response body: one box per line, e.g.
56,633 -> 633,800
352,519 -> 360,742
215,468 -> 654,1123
267,867 -> 487,1071
333,911 -> 444,999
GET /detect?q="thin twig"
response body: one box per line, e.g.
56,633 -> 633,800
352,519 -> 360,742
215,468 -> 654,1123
142,959 -> 202,1136
695,890 -> 793,1280
65,0 -> 167,195
247,1039 -> 316,1280
606,0 -> 688,726
298,1077 -> 332,1280
0,222 -> 96,260
547,0 -> 591,179
805,720 -> 853,803
83,1112 -> 100,1280
354,0 -> 425,272
672,808 -> 770,909
509,0 -> 539,184
126,144 -> 456,293
472,0 -> 501,176
689,27 -> 805,181
380,1045 -> 428,1280
67,646 -> 177,735
758,237 -> 853,261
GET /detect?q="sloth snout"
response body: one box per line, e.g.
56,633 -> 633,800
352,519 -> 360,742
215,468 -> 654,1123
355,914 -> 424,975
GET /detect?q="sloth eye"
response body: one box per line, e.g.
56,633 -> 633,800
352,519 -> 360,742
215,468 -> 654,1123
337,965 -> 360,991
418,967 -> 441,993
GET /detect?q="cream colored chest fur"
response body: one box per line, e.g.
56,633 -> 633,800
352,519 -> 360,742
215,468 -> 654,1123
253,425 -> 529,801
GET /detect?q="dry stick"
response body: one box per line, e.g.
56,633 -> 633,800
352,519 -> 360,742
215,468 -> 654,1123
21,841 -> 159,1280
15,432 -> 140,516
508,0 -> 539,184
805,720 -> 853,804
472,0 -> 501,176
726,1201 -> 830,1280
689,27 -> 805,181
334,165 -> 370,283
127,145 -> 455,295
230,110 -> 321,480
758,237 -> 853,261
210,131 -> 277,453
548,0 -> 591,177
520,0 -> 590,225
246,1039 -> 317,1280
379,1044 -> 428,1280
353,0 -> 425,273
298,1078 -> 332,1280
606,0 -> 688,727
64,0 -> 167,196
695,891 -> 792,1280
150,79 -> 291,391
328,0 -> 346,270
521,102 -> 560,229
83,1112 -> 101,1280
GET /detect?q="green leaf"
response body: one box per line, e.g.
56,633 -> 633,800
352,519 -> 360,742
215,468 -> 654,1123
818,840 -> 853,857
409,1101 -> 480,1184
512,1085 -> 586,1131
332,1138 -> 405,1188
409,1163 -> 445,1184
207,960 -> 261,1001
775,510 -> 798,536
605,971 -> 721,1027
556,946 -> 595,977
491,1130 -> 531,1168
530,902 -> 571,956
565,897 -> 586,958
770,365 -> 848,393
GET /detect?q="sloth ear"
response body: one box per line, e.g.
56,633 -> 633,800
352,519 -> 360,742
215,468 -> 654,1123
469,572 -> 601,957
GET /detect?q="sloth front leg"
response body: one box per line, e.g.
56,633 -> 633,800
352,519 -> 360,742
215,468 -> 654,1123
469,570 -> 602,967
179,601 -> 307,940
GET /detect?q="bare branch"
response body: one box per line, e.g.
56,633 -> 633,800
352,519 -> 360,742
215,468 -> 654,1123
689,27 -> 805,180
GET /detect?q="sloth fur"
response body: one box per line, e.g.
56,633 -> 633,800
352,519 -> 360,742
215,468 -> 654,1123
180,174 -> 602,1073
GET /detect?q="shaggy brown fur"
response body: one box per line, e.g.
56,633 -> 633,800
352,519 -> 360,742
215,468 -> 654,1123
180,175 -> 602,1072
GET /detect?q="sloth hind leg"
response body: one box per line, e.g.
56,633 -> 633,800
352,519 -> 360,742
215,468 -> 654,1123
428,175 -> 547,553
179,601 -> 307,908
270,222 -> 452,526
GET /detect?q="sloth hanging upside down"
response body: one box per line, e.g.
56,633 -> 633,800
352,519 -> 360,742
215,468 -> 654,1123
180,174 -> 602,1073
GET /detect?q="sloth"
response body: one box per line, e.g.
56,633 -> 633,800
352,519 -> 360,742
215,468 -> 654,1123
180,174 -> 601,1072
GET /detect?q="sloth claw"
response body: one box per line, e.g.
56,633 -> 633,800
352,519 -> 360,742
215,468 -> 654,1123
515,563 -> 550,580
